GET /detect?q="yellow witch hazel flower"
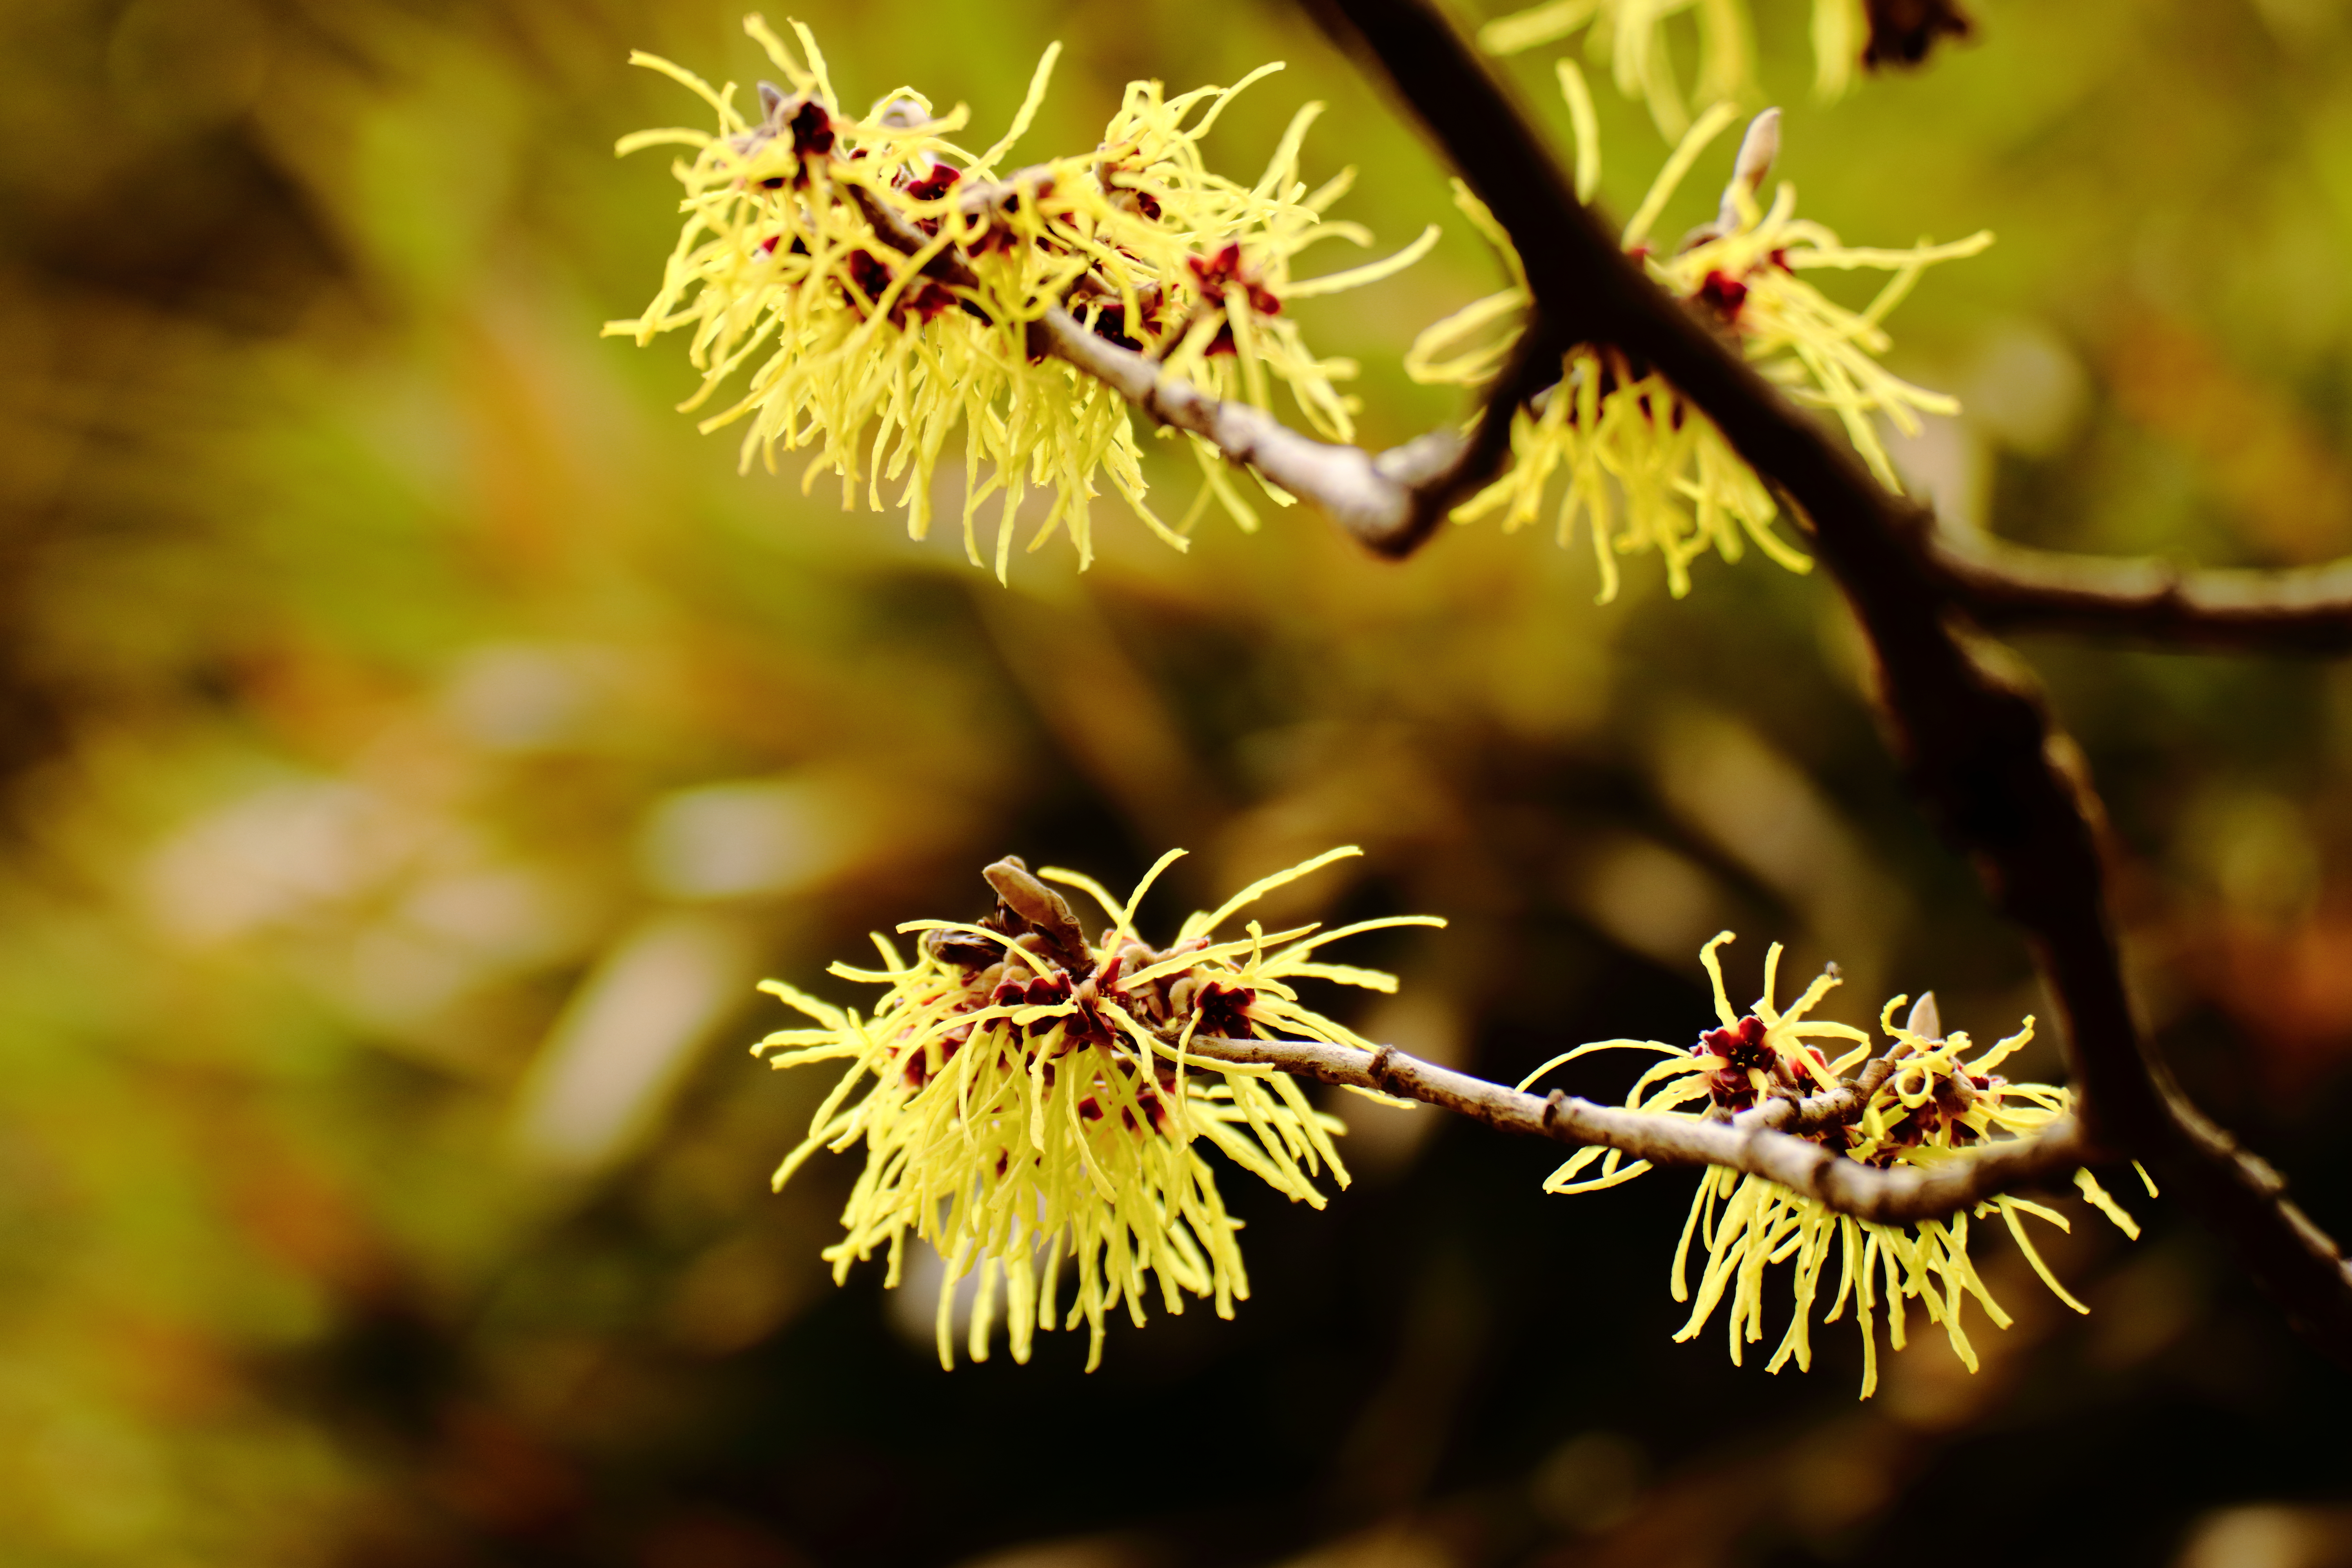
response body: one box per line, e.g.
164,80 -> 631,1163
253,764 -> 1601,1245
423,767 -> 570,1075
608,17 -> 1437,579
756,847 -> 1441,1370
1480,0 -> 1880,136
1409,89 -> 1989,602
1521,933 -> 2152,1397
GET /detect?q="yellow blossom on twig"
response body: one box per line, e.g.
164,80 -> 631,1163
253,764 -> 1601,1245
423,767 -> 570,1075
1409,94 -> 1988,601
1480,0 -> 1872,137
1521,932 -> 2151,1397
607,17 -> 1437,579
756,847 -> 1443,1370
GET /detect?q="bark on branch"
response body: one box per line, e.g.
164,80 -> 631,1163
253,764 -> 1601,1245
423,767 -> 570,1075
1926,524 -> 2352,653
1185,1034 -> 2091,1226
1034,309 -> 1554,555
1307,0 -> 2352,1365
844,181 -> 1550,555
851,87 -> 2352,635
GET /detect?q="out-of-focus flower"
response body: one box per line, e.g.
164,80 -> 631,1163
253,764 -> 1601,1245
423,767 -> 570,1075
757,847 -> 1442,1369
1479,0 -> 1874,135
1522,932 -> 2149,1397
1860,0 -> 1976,71
1409,94 -> 1988,601
608,18 -> 1436,578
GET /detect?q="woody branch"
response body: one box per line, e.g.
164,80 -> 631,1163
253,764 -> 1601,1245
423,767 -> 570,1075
1305,0 -> 2352,1361
836,16 -> 2351,1327
843,176 -> 1559,555
849,63 -> 2352,637
1180,1033 -> 2089,1226
969,853 -> 2088,1230
1924,524 -> 2352,652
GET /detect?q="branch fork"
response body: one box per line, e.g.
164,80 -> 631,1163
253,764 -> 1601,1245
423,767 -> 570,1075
1305,0 -> 2352,1361
820,5 -> 2352,1358
842,167 -> 1534,554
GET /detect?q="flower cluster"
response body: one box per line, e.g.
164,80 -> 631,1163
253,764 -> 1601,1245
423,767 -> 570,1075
609,18 -> 1435,578
1480,0 -> 1873,136
1523,933 -> 2150,1397
757,847 -> 1441,1370
1408,96 -> 1989,601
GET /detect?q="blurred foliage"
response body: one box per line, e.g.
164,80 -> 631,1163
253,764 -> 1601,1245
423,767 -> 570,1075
1,0 -> 2350,1564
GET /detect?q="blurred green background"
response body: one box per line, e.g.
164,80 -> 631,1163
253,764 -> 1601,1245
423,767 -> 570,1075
3,0 -> 2352,1563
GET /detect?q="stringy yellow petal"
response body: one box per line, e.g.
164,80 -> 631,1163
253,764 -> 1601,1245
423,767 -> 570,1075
1408,108 -> 1983,602
1523,931 -> 2139,1398
1480,0 -> 1882,134
613,24 -> 1435,579
758,848 -> 1435,1367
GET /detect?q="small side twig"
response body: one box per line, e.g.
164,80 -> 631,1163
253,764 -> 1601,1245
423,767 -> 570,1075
1735,1050 -> 1905,1137
1034,310 -> 1546,553
1924,523 -> 2352,653
1310,0 -> 2352,1364
1736,992 -> 1932,1135
1183,1034 -> 2092,1226
844,180 -> 1540,555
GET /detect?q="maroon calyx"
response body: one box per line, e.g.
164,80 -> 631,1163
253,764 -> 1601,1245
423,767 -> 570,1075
1096,156 -> 1164,222
1697,269 -> 1749,321
841,248 -> 960,324
900,1022 -> 973,1088
1192,980 -> 1257,1043
1185,243 -> 1282,356
790,99 -> 835,159
1090,306 -> 1145,352
902,163 -> 960,203
1188,243 -> 1281,317
901,162 -> 961,236
1694,1014 -> 1777,1113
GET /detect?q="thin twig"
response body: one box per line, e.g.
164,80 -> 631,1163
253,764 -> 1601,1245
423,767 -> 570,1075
1034,309 -> 1548,552
1735,1051 -> 1904,1136
1737,993 -> 1932,1134
849,114 -> 2352,635
843,180 -> 1538,553
1925,524 -> 2352,653
1311,0 -> 2352,1364
1183,1034 -> 2089,1225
